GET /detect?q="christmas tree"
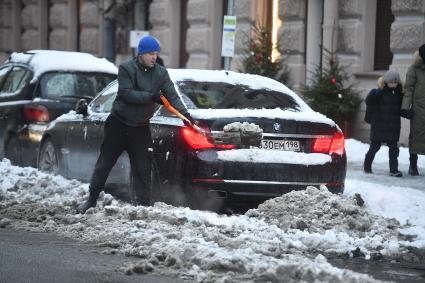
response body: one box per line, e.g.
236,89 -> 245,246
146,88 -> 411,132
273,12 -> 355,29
240,25 -> 288,84
302,48 -> 361,126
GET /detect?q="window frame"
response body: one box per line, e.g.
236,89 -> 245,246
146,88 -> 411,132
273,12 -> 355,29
0,64 -> 33,97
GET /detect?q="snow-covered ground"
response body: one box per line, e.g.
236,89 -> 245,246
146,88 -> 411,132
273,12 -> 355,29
1,139 -> 424,282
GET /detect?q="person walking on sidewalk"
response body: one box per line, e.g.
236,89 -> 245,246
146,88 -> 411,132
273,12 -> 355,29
363,70 -> 404,177
77,35 -> 194,214
401,44 -> 425,176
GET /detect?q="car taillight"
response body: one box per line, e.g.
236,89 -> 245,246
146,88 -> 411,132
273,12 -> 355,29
23,105 -> 50,122
181,126 -> 236,150
312,131 -> 345,155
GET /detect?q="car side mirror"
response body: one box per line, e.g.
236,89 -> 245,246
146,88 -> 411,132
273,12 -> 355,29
75,98 -> 88,116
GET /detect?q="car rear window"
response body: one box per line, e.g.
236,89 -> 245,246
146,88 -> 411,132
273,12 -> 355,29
176,81 -> 300,111
40,72 -> 116,100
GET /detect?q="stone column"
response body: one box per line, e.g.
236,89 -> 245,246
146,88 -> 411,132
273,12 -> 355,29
149,0 -> 181,68
49,0 -> 70,51
0,1 -> 13,60
322,0 -> 338,68
21,0 -> 38,51
390,0 -> 425,78
12,0 -> 22,51
305,0 -> 323,84
38,0 -> 48,49
185,0 -> 223,69
279,0 -> 306,90
67,0 -> 78,51
79,1 -> 100,55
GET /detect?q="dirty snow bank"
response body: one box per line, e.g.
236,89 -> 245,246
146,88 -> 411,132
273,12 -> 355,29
0,159 -> 418,282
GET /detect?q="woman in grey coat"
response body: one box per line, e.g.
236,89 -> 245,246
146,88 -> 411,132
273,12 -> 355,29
401,44 -> 425,176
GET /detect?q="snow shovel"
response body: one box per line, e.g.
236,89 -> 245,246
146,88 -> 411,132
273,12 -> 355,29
159,95 -> 208,136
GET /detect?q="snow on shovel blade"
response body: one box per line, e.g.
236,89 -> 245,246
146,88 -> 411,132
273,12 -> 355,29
223,122 -> 263,148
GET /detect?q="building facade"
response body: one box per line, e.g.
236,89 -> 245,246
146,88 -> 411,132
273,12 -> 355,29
1,0 -> 424,143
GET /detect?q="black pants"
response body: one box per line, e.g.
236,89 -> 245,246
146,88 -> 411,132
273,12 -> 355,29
365,141 -> 399,172
89,114 -> 152,203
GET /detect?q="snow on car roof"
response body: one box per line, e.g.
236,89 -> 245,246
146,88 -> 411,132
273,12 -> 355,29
168,69 -> 310,109
168,69 -> 336,126
7,50 -> 118,83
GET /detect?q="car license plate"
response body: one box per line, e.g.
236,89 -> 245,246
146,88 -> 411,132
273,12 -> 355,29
259,139 -> 300,151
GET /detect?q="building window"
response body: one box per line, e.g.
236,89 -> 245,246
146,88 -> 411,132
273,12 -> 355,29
374,0 -> 394,70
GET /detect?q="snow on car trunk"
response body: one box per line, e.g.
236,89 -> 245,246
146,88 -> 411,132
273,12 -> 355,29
1,158 -> 423,282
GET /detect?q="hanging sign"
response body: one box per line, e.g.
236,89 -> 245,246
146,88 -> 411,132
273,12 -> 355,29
129,30 -> 149,48
221,16 -> 237,57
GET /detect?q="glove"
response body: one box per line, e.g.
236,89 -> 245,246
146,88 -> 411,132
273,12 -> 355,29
183,112 -> 196,127
152,93 -> 164,105
75,98 -> 88,116
400,109 -> 414,120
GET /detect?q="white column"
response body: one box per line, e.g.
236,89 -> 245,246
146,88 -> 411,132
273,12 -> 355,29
306,0 -> 323,84
322,0 -> 338,68
360,0 -> 377,72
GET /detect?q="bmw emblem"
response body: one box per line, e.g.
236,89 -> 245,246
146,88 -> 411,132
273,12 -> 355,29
273,123 -> 281,132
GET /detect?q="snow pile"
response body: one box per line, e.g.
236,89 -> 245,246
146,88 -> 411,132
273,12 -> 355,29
344,139 -> 425,247
246,186 -> 415,259
0,159 -> 390,282
247,186 -> 399,236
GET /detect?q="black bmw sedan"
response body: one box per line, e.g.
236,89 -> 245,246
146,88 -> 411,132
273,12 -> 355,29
38,69 -> 346,211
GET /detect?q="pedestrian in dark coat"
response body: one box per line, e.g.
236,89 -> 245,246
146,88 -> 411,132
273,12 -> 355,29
77,35 -> 194,214
363,70 -> 403,177
401,44 -> 425,176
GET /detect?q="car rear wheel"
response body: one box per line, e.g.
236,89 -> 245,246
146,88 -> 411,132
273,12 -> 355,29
38,138 -> 59,174
5,135 -> 22,166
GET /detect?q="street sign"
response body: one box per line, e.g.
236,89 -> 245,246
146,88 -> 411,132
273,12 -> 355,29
129,30 -> 149,48
221,16 -> 237,57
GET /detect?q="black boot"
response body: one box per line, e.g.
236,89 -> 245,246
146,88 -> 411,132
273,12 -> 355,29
388,144 -> 401,177
76,191 -> 99,214
408,153 -> 419,176
390,171 -> 403,177
363,155 -> 373,173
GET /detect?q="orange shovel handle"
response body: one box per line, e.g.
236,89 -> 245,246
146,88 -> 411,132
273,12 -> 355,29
160,95 -> 192,124
159,95 -> 206,136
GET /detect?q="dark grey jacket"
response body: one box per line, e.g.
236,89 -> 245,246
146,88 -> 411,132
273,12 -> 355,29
112,58 -> 188,127
402,51 -> 425,154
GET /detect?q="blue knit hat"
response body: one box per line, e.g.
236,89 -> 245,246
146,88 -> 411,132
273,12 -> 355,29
138,35 -> 161,55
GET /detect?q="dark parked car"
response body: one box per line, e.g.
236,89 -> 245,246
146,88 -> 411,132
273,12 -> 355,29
38,69 -> 346,211
0,50 -> 117,167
